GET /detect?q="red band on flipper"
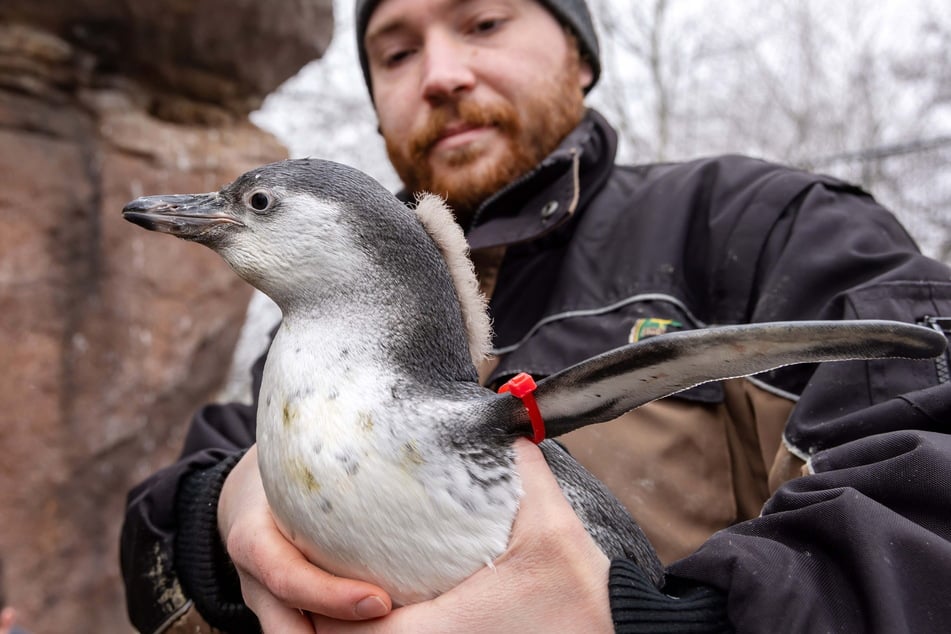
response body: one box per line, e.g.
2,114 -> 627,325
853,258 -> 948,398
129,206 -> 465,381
498,372 -> 545,444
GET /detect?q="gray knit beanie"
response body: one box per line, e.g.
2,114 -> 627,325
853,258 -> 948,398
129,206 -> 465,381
354,0 -> 601,98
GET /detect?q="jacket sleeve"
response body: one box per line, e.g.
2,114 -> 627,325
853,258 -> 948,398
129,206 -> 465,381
666,414 -> 951,632
740,172 -> 951,452
120,353 -> 265,634
661,170 -> 951,631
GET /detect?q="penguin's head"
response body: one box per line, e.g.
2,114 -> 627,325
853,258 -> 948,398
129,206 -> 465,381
125,158 -> 488,379
123,159 -> 434,310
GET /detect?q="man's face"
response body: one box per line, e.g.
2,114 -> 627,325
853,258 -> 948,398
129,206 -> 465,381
365,0 -> 593,225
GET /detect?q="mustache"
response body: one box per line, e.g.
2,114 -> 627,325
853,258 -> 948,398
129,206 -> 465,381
409,100 -> 518,158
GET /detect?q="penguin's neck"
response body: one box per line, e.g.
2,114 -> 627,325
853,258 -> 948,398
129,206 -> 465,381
257,312 -> 401,454
274,278 -> 477,386
272,310 -> 395,393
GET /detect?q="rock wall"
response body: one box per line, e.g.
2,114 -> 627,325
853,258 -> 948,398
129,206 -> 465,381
0,1 -> 332,630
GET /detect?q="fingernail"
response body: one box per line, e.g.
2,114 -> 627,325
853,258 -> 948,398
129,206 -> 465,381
355,595 -> 389,619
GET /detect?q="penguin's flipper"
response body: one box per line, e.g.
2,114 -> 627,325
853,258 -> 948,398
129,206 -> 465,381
522,320 -> 945,438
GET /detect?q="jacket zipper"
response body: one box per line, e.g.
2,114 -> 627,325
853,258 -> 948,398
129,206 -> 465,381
919,315 -> 951,383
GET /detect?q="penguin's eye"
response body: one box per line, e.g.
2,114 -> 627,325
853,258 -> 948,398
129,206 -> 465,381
249,191 -> 271,212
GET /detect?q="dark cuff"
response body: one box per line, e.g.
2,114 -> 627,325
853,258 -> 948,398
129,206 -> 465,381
610,559 -> 732,633
175,450 -> 261,633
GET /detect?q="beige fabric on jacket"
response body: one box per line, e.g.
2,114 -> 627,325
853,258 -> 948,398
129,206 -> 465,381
558,378 -> 801,565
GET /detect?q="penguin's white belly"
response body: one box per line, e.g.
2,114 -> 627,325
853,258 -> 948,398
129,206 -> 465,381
257,372 -> 519,605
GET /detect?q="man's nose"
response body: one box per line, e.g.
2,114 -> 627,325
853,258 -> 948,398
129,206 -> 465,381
420,32 -> 476,103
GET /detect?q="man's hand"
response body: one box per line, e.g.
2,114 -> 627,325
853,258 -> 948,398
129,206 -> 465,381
311,439 -> 613,633
218,445 -> 393,632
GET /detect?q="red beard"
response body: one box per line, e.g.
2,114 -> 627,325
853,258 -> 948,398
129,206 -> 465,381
385,54 -> 587,227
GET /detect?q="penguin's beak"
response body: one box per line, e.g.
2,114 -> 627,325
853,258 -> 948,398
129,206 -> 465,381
122,193 -> 244,242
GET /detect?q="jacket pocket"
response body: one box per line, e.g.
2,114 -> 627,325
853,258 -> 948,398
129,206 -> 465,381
844,281 -> 951,400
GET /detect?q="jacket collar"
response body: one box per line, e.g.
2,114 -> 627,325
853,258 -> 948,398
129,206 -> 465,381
466,109 -> 618,250
396,109 -> 618,250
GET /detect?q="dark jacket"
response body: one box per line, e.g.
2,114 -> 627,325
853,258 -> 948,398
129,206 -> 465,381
121,110 -> 951,633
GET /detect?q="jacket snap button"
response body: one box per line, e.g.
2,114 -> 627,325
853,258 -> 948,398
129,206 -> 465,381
540,201 -> 559,219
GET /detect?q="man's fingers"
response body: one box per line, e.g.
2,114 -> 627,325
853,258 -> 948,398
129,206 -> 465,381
312,601 -> 439,634
233,513 -> 391,620
511,439 -> 575,515
508,439 -> 609,570
263,546 -> 391,620
244,575 -> 317,634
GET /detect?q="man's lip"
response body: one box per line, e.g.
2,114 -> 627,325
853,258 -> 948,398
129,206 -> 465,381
432,124 -> 494,151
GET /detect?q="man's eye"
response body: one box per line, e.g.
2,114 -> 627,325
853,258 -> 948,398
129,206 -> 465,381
385,49 -> 415,67
472,18 -> 504,34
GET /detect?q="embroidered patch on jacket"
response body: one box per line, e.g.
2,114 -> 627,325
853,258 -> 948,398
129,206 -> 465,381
629,318 -> 683,343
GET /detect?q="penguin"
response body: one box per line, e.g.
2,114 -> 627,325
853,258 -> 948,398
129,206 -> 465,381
123,158 -> 946,606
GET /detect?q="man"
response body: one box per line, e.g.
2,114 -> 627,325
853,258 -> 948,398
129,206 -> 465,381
121,0 -> 951,631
